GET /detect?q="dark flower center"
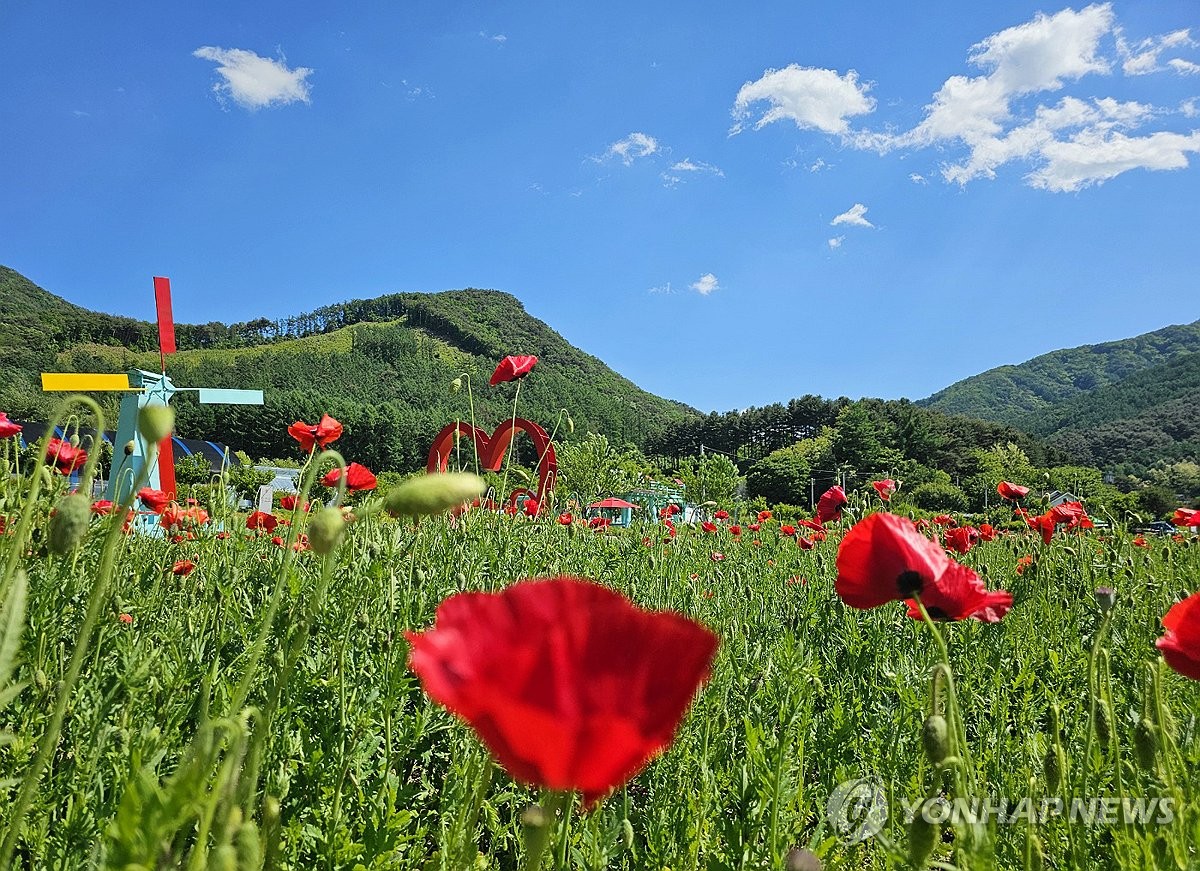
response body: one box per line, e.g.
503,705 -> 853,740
897,570 -> 924,597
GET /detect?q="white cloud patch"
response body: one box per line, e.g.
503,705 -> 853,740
1168,58 -> 1200,75
647,282 -> 676,295
689,273 -> 720,296
828,236 -> 845,249
193,46 -> 312,110
1029,129 -> 1200,190
909,172 -> 928,184
479,31 -> 508,44
731,65 -> 875,135
831,203 -> 874,228
670,158 -> 724,176
1182,98 -> 1200,118
1116,27 -> 1193,75
604,132 -> 660,165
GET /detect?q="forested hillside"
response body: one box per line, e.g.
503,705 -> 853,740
920,319 -> 1200,424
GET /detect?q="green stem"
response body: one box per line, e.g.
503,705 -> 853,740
521,791 -> 570,871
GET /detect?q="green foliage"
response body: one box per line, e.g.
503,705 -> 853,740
1136,484 -> 1177,519
173,452 -> 214,488
746,443 -> 811,505
675,452 -> 742,507
225,459 -> 273,501
907,481 -> 970,512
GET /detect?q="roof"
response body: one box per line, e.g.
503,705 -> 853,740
588,497 -> 639,510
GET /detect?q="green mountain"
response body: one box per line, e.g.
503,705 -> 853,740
0,266 -> 697,471
919,319 -> 1200,424
919,319 -> 1200,476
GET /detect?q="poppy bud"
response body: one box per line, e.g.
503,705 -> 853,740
566,414 -> 575,434
262,796 -> 282,869
383,472 -> 485,518
1134,718 -> 1158,771
1093,586 -> 1116,613
451,377 -> 463,393
621,818 -> 634,849
308,507 -> 346,555
124,440 -> 136,456
908,814 -> 937,867
922,714 -> 950,765
785,848 -> 823,871
1094,702 -> 1112,749
1043,746 -> 1063,794
208,845 -> 236,871
137,404 -> 175,445
48,492 -> 90,554
454,571 -> 468,585
235,818 -> 262,869
35,668 -> 48,692
1029,835 -> 1046,871
68,433 -> 80,448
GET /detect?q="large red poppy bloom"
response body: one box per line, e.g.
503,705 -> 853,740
816,486 -> 847,524
406,577 -> 719,806
1156,591 -> 1200,680
322,462 -> 378,491
1171,507 -> 1200,528
489,355 -> 538,386
0,413 -> 22,439
246,511 -> 278,533
288,414 -> 344,453
836,513 -> 1011,622
46,438 -> 86,474
943,526 -> 979,555
997,481 -> 1030,501
871,479 -> 896,502
138,488 -> 171,514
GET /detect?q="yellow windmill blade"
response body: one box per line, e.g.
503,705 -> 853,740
40,373 -> 137,392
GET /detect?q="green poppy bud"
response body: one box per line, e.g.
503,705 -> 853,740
1134,718 -> 1158,771
1093,586 -> 1116,612
566,414 -> 575,434
383,472 -> 485,518
1043,746 -> 1063,793
137,404 -> 175,444
207,844 -> 236,871
262,796 -> 282,870
922,714 -> 950,765
308,506 -> 346,555
48,492 -> 90,554
1029,834 -> 1046,871
621,818 -> 634,849
451,377 -> 463,393
68,433 -> 80,448
785,848 -> 823,871
235,819 -> 262,869
908,814 -> 937,867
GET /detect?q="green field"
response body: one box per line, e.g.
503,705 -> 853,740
0,417 -> 1197,871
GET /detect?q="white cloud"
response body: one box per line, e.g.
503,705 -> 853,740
193,46 -> 312,110
831,203 -> 874,228
809,158 -> 830,172
1182,98 -> 1200,119
647,282 -> 676,295
479,31 -> 507,44
1028,129 -> 1200,191
731,65 -> 874,135
689,273 -> 720,296
604,132 -> 659,165
828,236 -> 845,249
669,158 -> 724,176
1116,27 -> 1193,75
1168,58 -> 1200,75
909,172 -> 927,184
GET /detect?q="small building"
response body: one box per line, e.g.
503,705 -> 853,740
586,497 -> 639,528
1047,490 -> 1081,507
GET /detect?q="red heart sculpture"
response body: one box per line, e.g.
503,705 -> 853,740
426,417 -> 558,508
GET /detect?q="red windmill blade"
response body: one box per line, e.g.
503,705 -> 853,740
153,276 -> 178,497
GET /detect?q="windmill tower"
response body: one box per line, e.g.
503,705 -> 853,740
41,277 -> 264,505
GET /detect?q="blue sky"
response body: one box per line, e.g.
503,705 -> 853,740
3,1 -> 1199,413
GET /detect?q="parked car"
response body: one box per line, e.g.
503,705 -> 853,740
1138,520 -> 1176,536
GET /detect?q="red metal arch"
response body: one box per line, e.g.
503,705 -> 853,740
426,417 -> 558,506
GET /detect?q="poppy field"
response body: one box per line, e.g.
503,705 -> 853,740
0,398 -> 1198,871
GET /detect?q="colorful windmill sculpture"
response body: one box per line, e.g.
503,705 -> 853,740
41,276 -> 264,505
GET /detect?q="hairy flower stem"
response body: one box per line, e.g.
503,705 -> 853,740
912,595 -> 977,797
496,379 -> 524,515
520,791 -> 570,871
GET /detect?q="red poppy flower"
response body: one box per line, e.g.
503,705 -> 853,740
933,514 -> 956,527
729,525 -> 741,537
322,462 -> 378,491
757,510 -> 772,522
138,488 -> 170,514
780,525 -> 796,537
1016,555 -> 1034,575
46,438 -> 86,474
288,414 -> 344,453
797,536 -> 816,550
797,518 -> 824,532
871,479 -> 896,502
1027,512 -> 1057,545
701,521 -> 718,533
246,511 -> 278,533
489,355 -> 538,386
0,413 -> 22,438
1049,501 -> 1086,525
172,559 -> 196,576
663,518 -> 676,540
91,500 -> 115,516
747,522 -> 761,532
816,486 -> 847,524
978,523 -> 996,541
1171,508 -> 1200,528
997,481 -> 1030,501
557,512 -> 573,526
836,513 -> 1011,622
523,498 -> 540,517
1132,535 -> 1149,549
588,516 -> 610,530
406,577 -> 718,806
943,526 -> 979,555
279,494 -> 310,512
713,510 -> 729,520
1156,591 -> 1200,680
118,613 -> 133,625
710,552 -> 725,562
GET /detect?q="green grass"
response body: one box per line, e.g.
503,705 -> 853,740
0,440 -> 1197,870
